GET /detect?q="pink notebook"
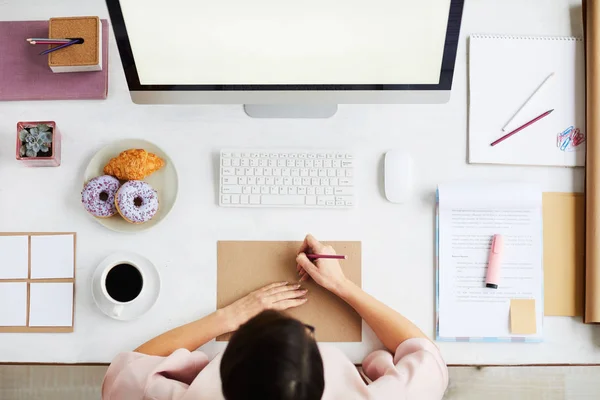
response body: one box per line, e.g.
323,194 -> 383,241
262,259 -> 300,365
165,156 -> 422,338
0,20 -> 109,101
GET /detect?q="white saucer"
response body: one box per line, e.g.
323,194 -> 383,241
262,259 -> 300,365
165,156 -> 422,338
83,139 -> 179,233
91,252 -> 161,321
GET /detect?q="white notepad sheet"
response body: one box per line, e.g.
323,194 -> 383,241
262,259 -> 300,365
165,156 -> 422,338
468,35 -> 585,167
29,282 -> 74,327
30,235 -> 74,279
0,283 -> 27,326
0,236 -> 29,279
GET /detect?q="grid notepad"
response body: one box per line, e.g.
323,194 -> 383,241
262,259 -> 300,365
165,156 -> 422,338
0,233 -> 76,333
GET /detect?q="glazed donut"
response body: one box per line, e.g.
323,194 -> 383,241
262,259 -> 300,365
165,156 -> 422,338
115,180 -> 159,224
81,175 -> 120,218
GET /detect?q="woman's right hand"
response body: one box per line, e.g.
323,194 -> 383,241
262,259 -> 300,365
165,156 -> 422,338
296,234 -> 349,296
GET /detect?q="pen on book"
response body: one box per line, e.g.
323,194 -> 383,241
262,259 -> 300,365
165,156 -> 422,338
501,72 -> 554,132
306,254 -> 347,260
490,109 -> 554,146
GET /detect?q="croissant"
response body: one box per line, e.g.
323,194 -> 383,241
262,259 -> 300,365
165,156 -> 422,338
103,149 -> 165,180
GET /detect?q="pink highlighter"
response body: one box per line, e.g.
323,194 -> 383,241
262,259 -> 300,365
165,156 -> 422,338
485,234 -> 503,289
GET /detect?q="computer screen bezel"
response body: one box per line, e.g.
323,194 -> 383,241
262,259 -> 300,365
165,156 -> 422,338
106,0 -> 464,92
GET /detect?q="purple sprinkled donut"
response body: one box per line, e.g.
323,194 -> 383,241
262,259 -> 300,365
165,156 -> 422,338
115,180 -> 159,224
81,175 -> 120,218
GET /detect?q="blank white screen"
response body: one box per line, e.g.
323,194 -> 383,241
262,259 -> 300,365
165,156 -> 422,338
120,0 -> 451,85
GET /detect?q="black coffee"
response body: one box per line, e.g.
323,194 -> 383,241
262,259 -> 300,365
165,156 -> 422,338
105,263 -> 143,303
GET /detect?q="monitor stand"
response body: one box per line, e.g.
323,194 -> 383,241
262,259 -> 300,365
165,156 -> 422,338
244,105 -> 338,118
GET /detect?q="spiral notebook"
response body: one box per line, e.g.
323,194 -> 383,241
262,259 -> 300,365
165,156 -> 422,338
468,35 -> 585,167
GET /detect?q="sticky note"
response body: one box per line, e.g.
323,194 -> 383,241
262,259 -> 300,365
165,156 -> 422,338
30,235 -> 74,279
0,236 -> 29,279
0,283 -> 27,326
29,283 -> 73,327
510,299 -> 537,335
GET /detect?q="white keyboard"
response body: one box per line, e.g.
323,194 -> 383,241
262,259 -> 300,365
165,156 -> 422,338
219,149 -> 355,208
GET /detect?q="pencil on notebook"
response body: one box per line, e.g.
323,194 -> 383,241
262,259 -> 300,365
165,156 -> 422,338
306,254 -> 347,260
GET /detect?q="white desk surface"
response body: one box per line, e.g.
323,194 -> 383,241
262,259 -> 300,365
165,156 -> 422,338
1,0 -> 598,365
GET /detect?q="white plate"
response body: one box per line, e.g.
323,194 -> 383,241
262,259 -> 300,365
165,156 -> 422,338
83,139 -> 178,233
91,252 -> 161,321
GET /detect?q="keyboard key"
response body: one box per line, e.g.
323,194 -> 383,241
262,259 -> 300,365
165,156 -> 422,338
315,160 -> 323,168
336,201 -> 344,206
254,168 -> 263,176
318,169 -> 327,177
306,196 -> 317,205
289,187 -> 297,195
257,177 -> 266,185
298,187 -> 307,195
307,187 -> 316,195
311,178 -> 320,186
270,187 -> 278,194
317,196 -> 334,206
333,160 -> 341,168
346,154 -> 354,159
308,154 -> 316,159
250,159 -> 259,167
325,187 -> 333,195
222,158 -> 232,167
279,186 -> 288,195
326,200 -> 335,206
232,159 -> 241,167
245,168 -> 253,175
241,159 -> 249,167
317,153 -> 326,159
251,186 -> 260,194
221,195 -> 231,204
241,152 -> 250,158
284,177 -> 293,185
306,160 -> 314,168
261,195 -> 306,206
238,177 -> 247,185
275,177 -> 284,185
222,177 -> 236,185
296,160 -> 305,167
324,160 -> 332,168
248,177 -> 256,185
320,178 -> 329,186
235,168 -> 244,175
266,177 -> 275,185
223,186 -> 242,194
232,195 -> 240,204
330,178 -> 339,186
268,159 -> 277,167
270,153 -> 278,158
300,169 -> 309,177
222,152 -> 232,158
243,186 -> 252,194
232,152 -> 241,158
293,177 -> 302,186
291,169 -> 300,177
299,153 -> 307,158
309,169 -> 318,177
274,168 -> 282,176
334,187 -> 353,195
287,159 -> 295,167
327,169 -> 336,177
316,187 -> 325,195
250,195 -> 261,204
241,195 -> 249,204
282,168 -> 291,176
259,159 -> 268,167
342,160 -> 353,168
251,153 -> 259,158
336,153 -> 344,159
339,178 -> 352,186
302,177 -> 311,185
278,159 -> 286,167
222,168 -> 234,176
336,169 -> 345,177
326,153 -> 335,159
264,168 -> 273,176
261,186 -> 269,194
346,169 -> 353,177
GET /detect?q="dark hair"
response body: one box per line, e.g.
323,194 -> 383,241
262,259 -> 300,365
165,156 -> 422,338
220,310 -> 325,400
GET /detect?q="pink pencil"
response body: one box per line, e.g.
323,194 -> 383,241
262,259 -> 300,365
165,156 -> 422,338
306,254 -> 347,260
490,109 -> 554,146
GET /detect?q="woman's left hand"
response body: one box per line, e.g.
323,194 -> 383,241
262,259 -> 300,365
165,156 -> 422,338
221,282 -> 307,332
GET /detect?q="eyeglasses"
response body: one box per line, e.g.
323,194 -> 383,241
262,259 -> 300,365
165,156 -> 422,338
304,324 -> 315,337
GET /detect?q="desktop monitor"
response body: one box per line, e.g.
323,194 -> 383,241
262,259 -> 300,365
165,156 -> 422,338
106,0 -> 464,117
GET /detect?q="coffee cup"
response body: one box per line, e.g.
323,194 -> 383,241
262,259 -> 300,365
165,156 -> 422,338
100,262 -> 145,317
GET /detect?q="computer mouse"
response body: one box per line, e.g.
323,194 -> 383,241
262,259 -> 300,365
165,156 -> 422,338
384,150 -> 412,203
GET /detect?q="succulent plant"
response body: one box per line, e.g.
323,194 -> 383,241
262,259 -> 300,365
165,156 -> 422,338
19,124 -> 52,158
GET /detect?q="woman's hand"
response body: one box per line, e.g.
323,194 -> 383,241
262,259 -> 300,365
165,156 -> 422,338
221,282 -> 307,332
296,234 -> 349,296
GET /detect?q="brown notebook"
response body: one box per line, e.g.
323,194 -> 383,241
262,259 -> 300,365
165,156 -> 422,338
217,241 -> 362,342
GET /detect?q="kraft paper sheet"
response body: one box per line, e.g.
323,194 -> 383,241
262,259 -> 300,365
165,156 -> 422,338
586,0 -> 600,323
217,241 -> 362,342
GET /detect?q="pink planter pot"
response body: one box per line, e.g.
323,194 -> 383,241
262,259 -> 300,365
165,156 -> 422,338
16,121 -> 61,167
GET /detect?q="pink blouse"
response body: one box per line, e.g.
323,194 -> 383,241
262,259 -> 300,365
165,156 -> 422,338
102,338 -> 448,400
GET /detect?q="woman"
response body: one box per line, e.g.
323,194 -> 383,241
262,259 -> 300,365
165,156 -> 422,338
102,235 -> 448,399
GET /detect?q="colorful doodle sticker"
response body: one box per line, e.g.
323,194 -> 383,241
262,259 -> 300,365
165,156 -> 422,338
557,126 -> 586,152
